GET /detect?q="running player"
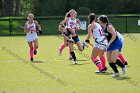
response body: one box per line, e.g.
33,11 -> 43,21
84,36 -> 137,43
58,9 -> 81,59
98,15 -> 126,77
58,22 -> 87,64
24,13 -> 41,62
85,13 -> 107,73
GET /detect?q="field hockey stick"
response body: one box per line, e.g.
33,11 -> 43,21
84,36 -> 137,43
62,34 -> 75,43
95,40 -> 107,46
86,40 -> 107,47
17,25 -> 26,29
88,42 -> 93,47
85,40 -> 93,47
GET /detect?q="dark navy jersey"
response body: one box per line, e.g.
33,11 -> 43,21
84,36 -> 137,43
63,28 -> 72,37
103,23 -> 118,44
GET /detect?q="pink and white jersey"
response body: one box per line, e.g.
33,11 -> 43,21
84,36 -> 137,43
92,22 -> 104,40
66,18 -> 77,31
92,22 -> 108,50
27,21 -> 36,32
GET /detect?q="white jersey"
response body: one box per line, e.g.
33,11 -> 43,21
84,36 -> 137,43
66,18 -> 77,31
26,21 -> 38,42
117,31 -> 124,44
92,23 -> 105,40
26,21 -> 36,34
92,22 -> 107,50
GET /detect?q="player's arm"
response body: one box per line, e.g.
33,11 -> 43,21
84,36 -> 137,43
24,22 -> 30,33
77,18 -> 81,25
107,25 -> 116,45
76,18 -> 81,30
34,20 -> 42,34
88,24 -> 96,39
61,12 -> 70,24
34,20 -> 41,31
61,17 -> 69,24
61,33 -> 73,42
85,24 -> 94,43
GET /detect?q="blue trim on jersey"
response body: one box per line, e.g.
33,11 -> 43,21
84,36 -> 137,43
107,38 -> 122,52
72,36 -> 80,43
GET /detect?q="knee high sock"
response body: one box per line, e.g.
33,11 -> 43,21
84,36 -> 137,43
34,47 -> 38,51
70,52 -> 77,61
91,57 -> 103,70
118,53 -> 126,64
116,59 -> 125,68
59,44 -> 65,52
30,49 -> 34,58
100,56 -> 106,68
109,62 -> 119,73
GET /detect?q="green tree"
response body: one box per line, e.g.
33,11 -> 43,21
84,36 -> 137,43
4,0 -> 13,16
14,0 -> 20,16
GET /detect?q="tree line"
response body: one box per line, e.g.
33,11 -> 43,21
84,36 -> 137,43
0,0 -> 140,16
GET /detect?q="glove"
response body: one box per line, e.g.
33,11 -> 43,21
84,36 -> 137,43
39,30 -> 43,34
85,40 -> 90,43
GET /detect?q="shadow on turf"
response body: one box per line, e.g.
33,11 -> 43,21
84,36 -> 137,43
117,65 -> 131,68
68,62 -> 91,66
33,60 -> 47,63
115,76 -> 131,80
95,72 -> 114,75
77,59 -> 89,61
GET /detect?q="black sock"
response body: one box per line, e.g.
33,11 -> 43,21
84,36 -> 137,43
116,59 -> 125,68
70,52 -> 77,61
109,62 -> 119,73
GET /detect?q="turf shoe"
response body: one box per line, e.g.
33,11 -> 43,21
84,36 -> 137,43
124,61 -> 128,65
58,49 -> 62,56
111,73 -> 120,77
74,61 -> 77,64
122,66 -> 127,74
95,69 -> 105,73
34,50 -> 37,55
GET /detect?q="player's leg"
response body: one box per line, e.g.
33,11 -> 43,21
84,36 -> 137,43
76,41 -> 84,51
68,42 -> 77,64
59,37 -> 68,56
33,39 -> 38,55
118,37 -> 128,65
72,36 -> 88,51
76,40 -> 89,51
68,48 -> 73,60
112,50 -> 126,74
28,42 -> 34,61
99,49 -> 107,71
107,50 -> 120,77
118,53 -> 128,65
109,49 -> 126,77
91,47 -> 104,73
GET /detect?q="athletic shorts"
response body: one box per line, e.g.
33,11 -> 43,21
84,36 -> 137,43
107,38 -> 122,52
26,32 -> 38,42
94,39 -> 108,50
72,36 -> 80,43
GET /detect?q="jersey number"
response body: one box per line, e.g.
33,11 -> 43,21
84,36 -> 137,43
99,29 -> 103,36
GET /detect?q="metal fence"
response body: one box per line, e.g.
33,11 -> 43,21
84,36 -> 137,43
0,15 -> 140,36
